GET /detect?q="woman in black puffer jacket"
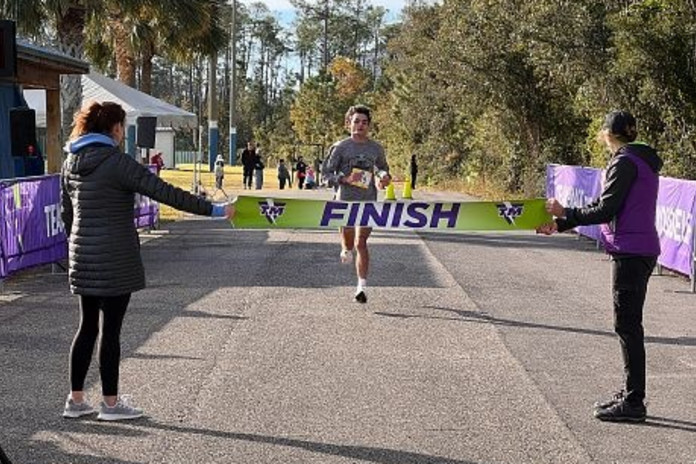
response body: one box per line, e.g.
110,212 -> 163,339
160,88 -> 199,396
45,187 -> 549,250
60,101 -> 229,422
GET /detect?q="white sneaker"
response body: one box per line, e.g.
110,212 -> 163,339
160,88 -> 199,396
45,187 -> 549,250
97,395 -> 144,421
62,396 -> 96,418
340,249 -> 354,264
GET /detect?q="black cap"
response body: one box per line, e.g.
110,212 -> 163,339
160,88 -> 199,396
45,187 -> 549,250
602,110 -> 637,141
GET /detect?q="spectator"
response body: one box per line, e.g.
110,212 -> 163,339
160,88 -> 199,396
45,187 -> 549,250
409,154 -> 418,190
305,166 -> 316,189
277,159 -> 291,190
241,141 -> 257,189
254,151 -> 265,190
151,151 -> 165,175
539,110 -> 662,423
295,156 -> 307,189
214,155 -> 225,190
60,101 -> 230,422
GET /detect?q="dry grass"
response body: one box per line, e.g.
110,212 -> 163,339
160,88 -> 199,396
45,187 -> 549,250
157,165 -> 515,222
159,164 -> 243,221
420,178 -> 512,201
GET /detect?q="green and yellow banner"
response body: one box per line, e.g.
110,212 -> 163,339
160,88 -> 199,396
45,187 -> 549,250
231,196 -> 551,231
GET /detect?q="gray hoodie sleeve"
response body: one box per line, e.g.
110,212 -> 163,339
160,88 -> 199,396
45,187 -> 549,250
323,143 -> 343,188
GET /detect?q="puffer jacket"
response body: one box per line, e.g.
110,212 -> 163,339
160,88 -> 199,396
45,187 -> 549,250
61,135 -> 213,296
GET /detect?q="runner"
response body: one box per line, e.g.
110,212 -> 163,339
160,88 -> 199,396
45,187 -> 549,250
323,105 -> 391,303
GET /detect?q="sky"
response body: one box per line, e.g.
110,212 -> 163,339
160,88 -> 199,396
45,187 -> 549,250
252,0 -> 408,13
245,0 -> 409,25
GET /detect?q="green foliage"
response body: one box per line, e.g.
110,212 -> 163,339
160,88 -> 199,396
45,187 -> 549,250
16,0 -> 696,190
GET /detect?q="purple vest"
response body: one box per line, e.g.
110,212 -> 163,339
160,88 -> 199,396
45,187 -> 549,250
600,149 -> 660,256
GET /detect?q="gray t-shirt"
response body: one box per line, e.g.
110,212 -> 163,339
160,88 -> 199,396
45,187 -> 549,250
324,138 -> 389,201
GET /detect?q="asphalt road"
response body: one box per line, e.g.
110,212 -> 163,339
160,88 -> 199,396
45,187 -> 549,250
0,188 -> 694,464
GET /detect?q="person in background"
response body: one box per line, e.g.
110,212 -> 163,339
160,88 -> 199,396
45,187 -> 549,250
323,105 -> 390,304
241,141 -> 257,189
409,154 -> 418,190
150,151 -> 165,175
295,156 -> 307,189
61,101 -> 231,422
305,166 -> 316,189
214,154 -> 225,189
278,159 -> 291,190
254,149 -> 265,190
213,155 -> 228,198
313,157 -> 322,185
538,110 -> 662,423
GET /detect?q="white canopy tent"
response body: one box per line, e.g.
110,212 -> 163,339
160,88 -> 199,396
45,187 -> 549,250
24,71 -> 197,128
24,72 -> 197,168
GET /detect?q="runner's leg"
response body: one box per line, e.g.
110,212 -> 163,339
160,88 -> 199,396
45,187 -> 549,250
354,227 -> 371,303
341,226 -> 356,263
356,227 -> 371,280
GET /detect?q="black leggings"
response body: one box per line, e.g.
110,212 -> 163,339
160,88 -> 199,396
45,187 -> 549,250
612,256 -> 655,405
69,294 -> 131,396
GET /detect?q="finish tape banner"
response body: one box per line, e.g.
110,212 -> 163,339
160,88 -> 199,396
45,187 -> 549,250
231,196 -> 551,231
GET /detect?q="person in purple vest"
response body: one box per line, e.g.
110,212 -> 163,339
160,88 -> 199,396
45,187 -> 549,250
538,110 -> 662,423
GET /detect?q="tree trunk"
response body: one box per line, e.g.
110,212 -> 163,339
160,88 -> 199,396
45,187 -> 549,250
56,5 -> 86,141
140,39 -> 156,94
113,20 -> 137,87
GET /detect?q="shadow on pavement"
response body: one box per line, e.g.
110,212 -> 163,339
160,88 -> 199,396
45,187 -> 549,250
374,306 -> 696,347
147,224 -> 446,289
418,231 -> 603,252
643,416 -> 696,433
60,419 -> 482,464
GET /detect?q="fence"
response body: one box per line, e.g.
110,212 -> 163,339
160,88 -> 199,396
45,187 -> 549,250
175,151 -> 198,166
0,171 -> 159,280
546,164 -> 696,291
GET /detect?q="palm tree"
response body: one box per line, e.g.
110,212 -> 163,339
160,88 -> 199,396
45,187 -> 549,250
86,0 -> 228,91
1,0 -> 224,137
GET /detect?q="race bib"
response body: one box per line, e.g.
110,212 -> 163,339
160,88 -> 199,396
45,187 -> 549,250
348,168 -> 373,189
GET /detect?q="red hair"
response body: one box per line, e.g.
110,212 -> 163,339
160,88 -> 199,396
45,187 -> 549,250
70,101 -> 126,140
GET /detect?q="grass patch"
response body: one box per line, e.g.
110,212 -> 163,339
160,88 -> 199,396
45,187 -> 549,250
158,164 -> 243,221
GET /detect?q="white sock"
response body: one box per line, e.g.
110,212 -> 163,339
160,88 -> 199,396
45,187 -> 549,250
357,278 -> 367,293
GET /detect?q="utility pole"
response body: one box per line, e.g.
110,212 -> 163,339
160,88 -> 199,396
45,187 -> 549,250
322,0 -> 329,73
208,50 -> 218,172
229,0 -> 238,165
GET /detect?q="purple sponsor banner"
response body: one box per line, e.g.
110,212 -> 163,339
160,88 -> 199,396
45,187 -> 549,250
546,164 -> 603,240
547,164 -> 696,277
0,165 -> 160,278
0,175 -> 67,278
133,165 -> 159,229
655,177 -> 696,276
134,193 -> 159,228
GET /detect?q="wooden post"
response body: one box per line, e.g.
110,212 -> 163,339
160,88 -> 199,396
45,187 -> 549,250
45,87 -> 62,174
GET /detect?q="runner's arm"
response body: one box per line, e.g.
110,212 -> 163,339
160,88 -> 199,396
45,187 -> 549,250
323,144 -> 344,187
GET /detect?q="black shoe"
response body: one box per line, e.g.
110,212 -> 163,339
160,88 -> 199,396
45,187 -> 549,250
594,390 -> 625,410
594,398 -> 646,423
354,291 -> 367,304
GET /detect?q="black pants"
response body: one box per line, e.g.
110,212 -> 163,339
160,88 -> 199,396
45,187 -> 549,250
611,256 -> 655,405
243,166 -> 254,188
279,178 -> 287,189
298,176 -> 305,190
70,294 -> 131,396
411,173 -> 417,190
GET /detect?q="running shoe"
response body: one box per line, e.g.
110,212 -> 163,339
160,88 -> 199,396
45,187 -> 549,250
62,396 -> 96,418
97,395 -> 144,421
354,290 -> 367,304
340,248 -> 354,264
